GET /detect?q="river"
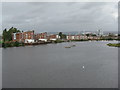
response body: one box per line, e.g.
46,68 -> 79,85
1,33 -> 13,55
2,41 -> 118,88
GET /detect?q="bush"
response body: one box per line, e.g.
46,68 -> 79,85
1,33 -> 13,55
2,43 -> 6,48
107,43 -> 120,47
14,41 -> 20,47
2,41 -> 24,48
54,39 -> 63,43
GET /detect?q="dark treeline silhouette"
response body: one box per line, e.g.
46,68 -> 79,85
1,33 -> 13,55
2,27 -> 21,42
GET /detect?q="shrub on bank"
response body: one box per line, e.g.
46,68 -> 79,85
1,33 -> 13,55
2,41 -> 25,48
54,39 -> 64,43
14,41 -> 20,47
107,43 -> 120,47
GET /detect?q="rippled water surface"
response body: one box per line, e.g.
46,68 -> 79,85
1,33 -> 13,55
2,41 -> 118,88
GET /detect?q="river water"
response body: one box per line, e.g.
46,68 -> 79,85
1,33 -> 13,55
2,41 -> 118,88
0,48 -> 2,89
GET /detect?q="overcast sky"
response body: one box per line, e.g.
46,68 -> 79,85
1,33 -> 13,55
1,2 -> 118,33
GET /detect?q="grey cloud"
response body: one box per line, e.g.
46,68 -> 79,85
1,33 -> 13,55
2,2 -> 118,33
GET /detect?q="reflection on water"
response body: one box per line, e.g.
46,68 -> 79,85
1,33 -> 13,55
2,41 -> 118,88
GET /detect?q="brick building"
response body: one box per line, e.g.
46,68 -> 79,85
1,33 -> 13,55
48,34 -> 60,41
12,32 -> 23,42
35,32 -> 48,42
12,30 -> 35,43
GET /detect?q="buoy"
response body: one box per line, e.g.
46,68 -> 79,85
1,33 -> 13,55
82,66 -> 85,69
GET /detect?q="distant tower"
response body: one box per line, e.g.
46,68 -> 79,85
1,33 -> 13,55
98,29 -> 102,36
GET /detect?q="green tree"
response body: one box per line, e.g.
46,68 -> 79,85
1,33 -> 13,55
59,32 -> 62,39
58,32 -> 66,39
86,34 -> 90,37
2,29 -> 8,41
62,34 -> 66,39
2,27 -> 21,42
14,41 -> 20,47
91,34 -> 97,36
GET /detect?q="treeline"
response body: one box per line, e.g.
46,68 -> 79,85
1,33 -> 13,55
2,27 -> 21,42
2,27 -> 23,48
2,41 -> 24,48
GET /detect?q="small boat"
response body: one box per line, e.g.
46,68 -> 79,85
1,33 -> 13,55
71,45 -> 76,47
65,46 -> 71,48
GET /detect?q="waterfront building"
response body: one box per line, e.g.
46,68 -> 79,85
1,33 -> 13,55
66,35 -> 74,40
35,32 -> 48,42
12,32 -> 23,42
48,34 -> 60,41
80,35 -> 88,40
67,35 -> 88,40
88,36 -> 94,40
23,30 -> 35,43
12,30 -> 35,43
12,30 -> 105,43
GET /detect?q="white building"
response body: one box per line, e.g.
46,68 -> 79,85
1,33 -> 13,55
25,39 -> 35,43
39,39 -> 47,42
